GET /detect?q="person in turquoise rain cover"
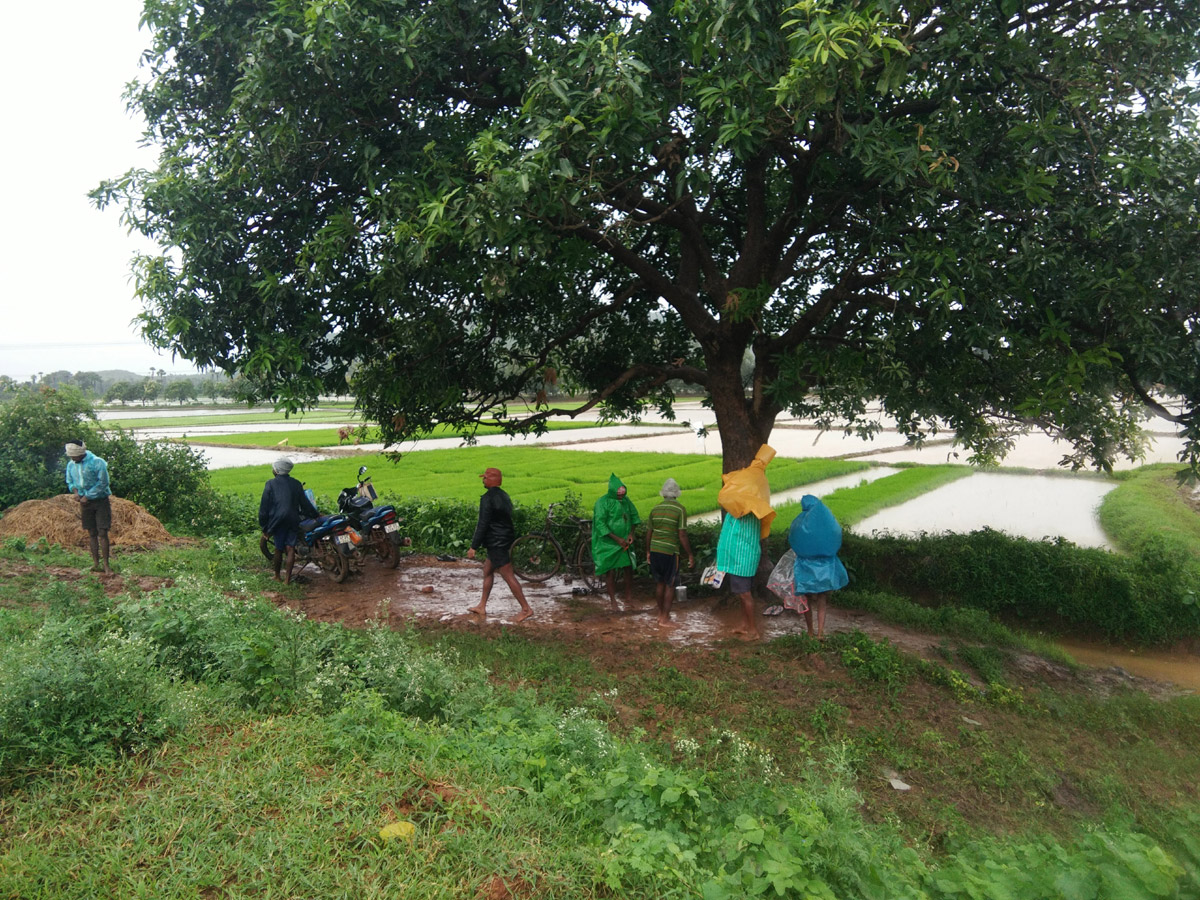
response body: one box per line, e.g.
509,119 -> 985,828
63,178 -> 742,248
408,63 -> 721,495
592,474 -> 641,611
787,494 -> 849,639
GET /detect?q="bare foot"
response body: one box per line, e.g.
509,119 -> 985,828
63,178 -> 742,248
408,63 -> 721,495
102,566 -> 114,576
609,601 -> 622,612
467,605 -> 487,617
657,617 -> 677,628
273,575 -> 284,583
513,608 -> 533,623
89,564 -> 103,573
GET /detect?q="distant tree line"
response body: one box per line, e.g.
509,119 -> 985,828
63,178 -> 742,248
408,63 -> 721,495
0,370 -> 250,406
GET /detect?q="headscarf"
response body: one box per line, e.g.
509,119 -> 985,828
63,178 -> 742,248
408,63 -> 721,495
717,444 -> 776,538
64,441 -> 86,458
659,478 -> 681,499
272,457 -> 295,476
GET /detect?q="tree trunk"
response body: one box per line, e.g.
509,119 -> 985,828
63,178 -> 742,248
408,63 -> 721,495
707,351 -> 775,473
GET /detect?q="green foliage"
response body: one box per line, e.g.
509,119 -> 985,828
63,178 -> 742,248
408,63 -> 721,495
845,529 -> 1200,644
0,614 -> 188,775
0,558 -> 1198,898
0,384 -> 97,510
98,0 -> 1200,473
90,430 -> 228,533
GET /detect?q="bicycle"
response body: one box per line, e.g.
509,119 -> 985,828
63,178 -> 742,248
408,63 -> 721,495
510,503 -> 603,592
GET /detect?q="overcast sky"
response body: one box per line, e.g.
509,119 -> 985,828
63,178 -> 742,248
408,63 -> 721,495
0,1 -> 200,381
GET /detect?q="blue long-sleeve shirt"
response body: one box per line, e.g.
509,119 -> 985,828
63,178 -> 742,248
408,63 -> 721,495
65,451 -> 111,500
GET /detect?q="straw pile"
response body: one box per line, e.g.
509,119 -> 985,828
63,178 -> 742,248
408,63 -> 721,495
0,495 -> 179,549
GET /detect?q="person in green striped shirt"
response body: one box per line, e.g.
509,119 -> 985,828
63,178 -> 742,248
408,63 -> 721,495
644,478 -> 695,627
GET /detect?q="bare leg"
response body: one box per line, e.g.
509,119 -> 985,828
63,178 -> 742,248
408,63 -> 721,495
88,532 -> 102,572
283,545 -> 296,585
655,581 -> 669,625
605,570 -> 619,610
813,591 -> 829,639
804,605 -> 814,637
272,545 -> 285,581
497,563 -> 533,622
468,559 -> 495,616
731,591 -> 761,639
98,532 -> 113,574
622,568 -> 633,604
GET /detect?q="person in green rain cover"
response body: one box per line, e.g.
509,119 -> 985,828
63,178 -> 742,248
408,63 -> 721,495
592,474 -> 641,611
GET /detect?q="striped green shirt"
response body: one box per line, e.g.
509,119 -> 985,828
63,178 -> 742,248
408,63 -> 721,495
715,512 -> 761,576
647,500 -> 687,554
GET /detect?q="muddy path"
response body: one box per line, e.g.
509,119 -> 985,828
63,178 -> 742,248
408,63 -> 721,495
269,554 -> 1187,699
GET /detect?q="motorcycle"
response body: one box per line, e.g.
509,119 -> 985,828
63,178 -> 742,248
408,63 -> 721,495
336,465 -> 408,568
259,487 -> 356,583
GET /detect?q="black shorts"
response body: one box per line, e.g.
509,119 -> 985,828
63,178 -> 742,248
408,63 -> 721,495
81,496 -> 113,535
648,551 -> 679,584
726,573 -> 754,594
485,543 -> 512,568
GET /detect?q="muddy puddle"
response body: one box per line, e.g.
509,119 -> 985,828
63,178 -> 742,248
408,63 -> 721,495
280,553 -> 936,651
267,555 -> 1193,698
1054,638 -> 1200,692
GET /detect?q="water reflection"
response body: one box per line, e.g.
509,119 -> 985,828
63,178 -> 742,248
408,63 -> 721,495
853,472 -> 1117,550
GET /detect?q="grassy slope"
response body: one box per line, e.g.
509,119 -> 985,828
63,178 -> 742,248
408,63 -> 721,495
0,540 -> 1197,898
1099,464 -> 1200,560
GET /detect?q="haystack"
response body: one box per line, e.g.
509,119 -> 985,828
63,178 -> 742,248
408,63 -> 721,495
0,495 -> 179,550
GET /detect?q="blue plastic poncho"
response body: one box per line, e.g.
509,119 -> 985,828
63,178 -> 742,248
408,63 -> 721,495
787,495 -> 849,594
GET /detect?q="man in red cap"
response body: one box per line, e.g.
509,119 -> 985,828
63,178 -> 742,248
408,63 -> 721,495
467,467 -> 533,622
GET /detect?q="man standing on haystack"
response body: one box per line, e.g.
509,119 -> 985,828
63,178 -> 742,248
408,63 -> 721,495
64,439 -> 113,575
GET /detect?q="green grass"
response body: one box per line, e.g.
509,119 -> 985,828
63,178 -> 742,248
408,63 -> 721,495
1099,464 -> 1200,560
209,447 -> 873,519
2,543 -> 1199,898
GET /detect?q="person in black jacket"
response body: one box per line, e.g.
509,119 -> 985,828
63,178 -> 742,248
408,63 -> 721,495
466,467 -> 533,621
259,457 -> 320,584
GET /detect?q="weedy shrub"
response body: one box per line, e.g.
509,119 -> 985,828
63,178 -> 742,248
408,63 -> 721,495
845,530 -> 1200,644
0,619 -> 189,772
829,631 -> 912,696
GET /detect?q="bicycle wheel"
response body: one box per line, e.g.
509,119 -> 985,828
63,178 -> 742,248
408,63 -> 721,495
510,534 -> 561,582
573,540 -> 603,592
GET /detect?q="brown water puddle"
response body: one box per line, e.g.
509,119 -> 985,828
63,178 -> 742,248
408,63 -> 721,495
281,554 -> 946,652
1054,638 -> 1200,692
272,555 -> 1190,698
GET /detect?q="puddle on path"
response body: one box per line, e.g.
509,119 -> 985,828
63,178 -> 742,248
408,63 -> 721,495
271,555 -> 1191,696
1054,638 -> 1200,692
285,554 -> 950,653
853,472 -> 1117,549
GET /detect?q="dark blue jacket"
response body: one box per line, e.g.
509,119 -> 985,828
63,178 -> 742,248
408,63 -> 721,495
259,474 -> 319,534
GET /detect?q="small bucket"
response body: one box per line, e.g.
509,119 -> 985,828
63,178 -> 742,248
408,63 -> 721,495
676,585 -> 687,603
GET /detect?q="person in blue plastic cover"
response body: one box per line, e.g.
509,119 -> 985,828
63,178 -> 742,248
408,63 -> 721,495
788,494 -> 849,640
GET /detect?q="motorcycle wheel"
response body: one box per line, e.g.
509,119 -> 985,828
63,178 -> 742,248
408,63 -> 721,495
574,541 -> 603,592
375,531 -> 401,568
260,533 -> 275,562
510,535 -> 561,582
318,539 -> 351,583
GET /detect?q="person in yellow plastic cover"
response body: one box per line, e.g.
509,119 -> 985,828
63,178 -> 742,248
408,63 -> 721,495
592,473 -> 641,611
714,445 -> 776,639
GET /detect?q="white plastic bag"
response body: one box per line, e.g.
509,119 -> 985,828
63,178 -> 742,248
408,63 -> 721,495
767,550 -> 808,613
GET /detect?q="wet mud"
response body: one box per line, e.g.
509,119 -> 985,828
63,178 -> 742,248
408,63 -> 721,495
270,555 -> 1192,698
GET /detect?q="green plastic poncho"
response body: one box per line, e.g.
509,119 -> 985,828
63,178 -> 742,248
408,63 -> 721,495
591,474 -> 642,576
